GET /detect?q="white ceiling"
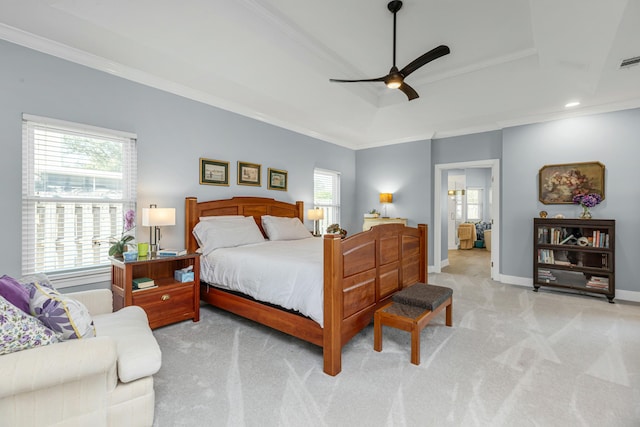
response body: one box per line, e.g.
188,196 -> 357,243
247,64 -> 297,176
2,0 -> 640,149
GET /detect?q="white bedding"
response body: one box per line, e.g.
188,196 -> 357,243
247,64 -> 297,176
200,237 -> 324,326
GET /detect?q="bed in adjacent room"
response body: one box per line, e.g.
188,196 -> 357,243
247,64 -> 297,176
185,196 -> 428,376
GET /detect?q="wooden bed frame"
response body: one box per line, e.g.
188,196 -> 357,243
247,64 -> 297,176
185,196 -> 428,376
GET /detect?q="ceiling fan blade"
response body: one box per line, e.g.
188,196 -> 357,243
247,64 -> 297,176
398,82 -> 419,100
399,45 -> 450,78
329,76 -> 386,83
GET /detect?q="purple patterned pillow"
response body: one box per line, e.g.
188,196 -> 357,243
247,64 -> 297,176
0,275 -> 30,314
28,281 -> 95,340
0,295 -> 59,355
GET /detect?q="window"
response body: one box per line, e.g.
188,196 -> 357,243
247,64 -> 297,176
466,188 -> 483,222
313,168 -> 340,234
22,115 -> 137,285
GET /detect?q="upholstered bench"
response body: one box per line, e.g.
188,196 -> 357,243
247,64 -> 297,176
374,283 -> 453,365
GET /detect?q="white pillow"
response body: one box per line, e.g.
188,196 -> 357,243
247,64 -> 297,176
193,216 -> 265,255
261,215 -> 312,241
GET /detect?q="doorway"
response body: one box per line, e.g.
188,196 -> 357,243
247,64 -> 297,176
434,159 -> 500,280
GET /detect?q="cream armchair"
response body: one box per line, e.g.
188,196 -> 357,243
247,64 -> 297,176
0,289 -> 162,427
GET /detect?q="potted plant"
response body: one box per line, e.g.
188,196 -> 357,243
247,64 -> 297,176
109,209 -> 136,257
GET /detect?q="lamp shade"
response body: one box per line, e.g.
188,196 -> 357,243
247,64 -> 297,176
379,193 -> 393,204
142,208 -> 176,227
307,208 -> 324,221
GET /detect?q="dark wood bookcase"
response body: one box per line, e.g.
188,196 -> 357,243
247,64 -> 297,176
533,218 -> 615,302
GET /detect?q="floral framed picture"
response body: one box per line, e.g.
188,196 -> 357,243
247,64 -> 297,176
199,158 -> 229,186
539,161 -> 605,204
237,161 -> 261,186
267,168 -> 288,191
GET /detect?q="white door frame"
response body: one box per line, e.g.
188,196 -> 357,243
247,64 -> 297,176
434,159 -> 500,280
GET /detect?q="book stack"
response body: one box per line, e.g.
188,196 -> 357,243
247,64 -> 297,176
537,249 -> 555,264
586,276 -> 609,290
157,249 -> 187,257
133,277 -> 157,291
538,269 -> 556,282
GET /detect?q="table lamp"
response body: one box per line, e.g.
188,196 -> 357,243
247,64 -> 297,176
379,193 -> 393,217
307,207 -> 324,236
142,204 -> 176,254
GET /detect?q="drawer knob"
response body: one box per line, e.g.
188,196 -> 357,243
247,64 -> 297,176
161,294 -> 170,301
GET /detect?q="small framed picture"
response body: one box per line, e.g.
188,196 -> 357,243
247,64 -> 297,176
237,161 -> 261,186
268,168 -> 288,191
200,158 -> 229,186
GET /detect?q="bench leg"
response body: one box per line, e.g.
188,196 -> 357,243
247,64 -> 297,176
374,311 -> 382,352
410,326 -> 420,365
446,301 -> 453,327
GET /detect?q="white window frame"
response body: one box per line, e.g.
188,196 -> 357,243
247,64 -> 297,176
22,114 -> 137,288
313,168 -> 341,235
466,187 -> 483,222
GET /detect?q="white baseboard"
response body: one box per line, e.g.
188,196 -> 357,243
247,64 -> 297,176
499,275 -> 640,303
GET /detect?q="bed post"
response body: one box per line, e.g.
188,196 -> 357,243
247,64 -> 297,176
185,197 -> 198,253
295,201 -> 304,222
418,224 -> 428,284
323,233 -> 343,376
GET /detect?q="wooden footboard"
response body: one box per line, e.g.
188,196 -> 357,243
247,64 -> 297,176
185,197 -> 427,376
323,223 -> 427,375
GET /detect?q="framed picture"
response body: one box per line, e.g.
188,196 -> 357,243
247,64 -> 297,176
199,158 -> 229,186
539,161 -> 605,204
237,161 -> 261,186
268,168 -> 288,191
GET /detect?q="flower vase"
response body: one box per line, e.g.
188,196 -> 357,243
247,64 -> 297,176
579,205 -> 592,219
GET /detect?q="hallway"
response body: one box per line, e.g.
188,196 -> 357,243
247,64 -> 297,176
442,248 -> 491,278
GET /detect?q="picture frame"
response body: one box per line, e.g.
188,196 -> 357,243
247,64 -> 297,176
267,168 -> 288,191
199,158 -> 229,186
237,161 -> 261,186
539,161 -> 605,204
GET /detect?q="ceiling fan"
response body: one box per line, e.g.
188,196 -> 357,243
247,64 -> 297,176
330,0 -> 450,101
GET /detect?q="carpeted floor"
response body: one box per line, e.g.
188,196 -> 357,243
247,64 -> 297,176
151,250 -> 640,426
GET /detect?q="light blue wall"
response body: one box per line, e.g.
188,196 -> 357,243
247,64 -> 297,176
355,140 -> 432,255
0,40 -> 356,286
502,109 -> 640,294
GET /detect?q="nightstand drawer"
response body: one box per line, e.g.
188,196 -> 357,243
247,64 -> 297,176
133,285 -> 195,328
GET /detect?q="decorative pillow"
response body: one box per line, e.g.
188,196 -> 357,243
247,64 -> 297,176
193,216 -> 265,255
28,281 -> 96,340
0,295 -> 60,355
261,216 -> 312,241
0,274 -> 30,314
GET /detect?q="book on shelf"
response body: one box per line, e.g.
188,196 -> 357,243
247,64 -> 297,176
132,277 -> 155,289
157,248 -> 187,257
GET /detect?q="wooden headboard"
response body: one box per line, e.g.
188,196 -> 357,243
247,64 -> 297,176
185,196 -> 304,253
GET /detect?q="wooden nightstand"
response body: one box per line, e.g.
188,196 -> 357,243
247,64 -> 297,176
110,253 -> 200,329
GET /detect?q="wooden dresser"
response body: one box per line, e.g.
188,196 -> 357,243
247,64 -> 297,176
363,217 -> 408,231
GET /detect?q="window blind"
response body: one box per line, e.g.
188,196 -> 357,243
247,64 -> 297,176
22,114 -> 137,280
313,168 -> 341,233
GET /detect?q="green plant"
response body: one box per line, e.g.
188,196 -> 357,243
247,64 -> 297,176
368,209 -> 380,215
109,209 -> 136,256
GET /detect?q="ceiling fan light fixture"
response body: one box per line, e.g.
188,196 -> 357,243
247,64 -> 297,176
385,72 -> 403,89
386,79 -> 402,89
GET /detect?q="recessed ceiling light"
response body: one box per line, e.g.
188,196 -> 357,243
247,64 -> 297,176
565,101 -> 580,108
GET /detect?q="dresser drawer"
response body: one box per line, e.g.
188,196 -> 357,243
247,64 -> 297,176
132,285 -> 195,328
